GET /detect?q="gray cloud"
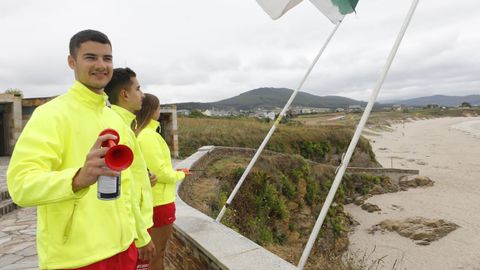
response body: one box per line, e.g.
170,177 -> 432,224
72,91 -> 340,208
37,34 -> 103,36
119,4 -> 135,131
0,0 -> 478,103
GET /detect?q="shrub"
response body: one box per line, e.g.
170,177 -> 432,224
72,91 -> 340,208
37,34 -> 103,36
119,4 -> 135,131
280,175 -> 297,199
4,88 -> 23,96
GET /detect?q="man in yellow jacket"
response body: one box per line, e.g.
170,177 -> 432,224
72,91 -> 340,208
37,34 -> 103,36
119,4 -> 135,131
104,67 -> 157,267
7,30 -> 153,269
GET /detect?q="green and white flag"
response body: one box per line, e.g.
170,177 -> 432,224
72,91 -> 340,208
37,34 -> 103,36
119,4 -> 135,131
255,0 -> 303,20
256,0 -> 358,23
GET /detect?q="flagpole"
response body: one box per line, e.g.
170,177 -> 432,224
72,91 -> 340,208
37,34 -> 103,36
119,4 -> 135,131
297,0 -> 420,269
216,21 -> 343,223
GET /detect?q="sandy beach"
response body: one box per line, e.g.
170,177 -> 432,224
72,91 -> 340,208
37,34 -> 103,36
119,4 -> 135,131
345,117 -> 480,270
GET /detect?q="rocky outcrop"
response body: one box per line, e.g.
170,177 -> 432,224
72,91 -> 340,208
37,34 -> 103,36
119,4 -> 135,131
399,175 -> 434,190
369,217 -> 459,245
361,203 -> 381,213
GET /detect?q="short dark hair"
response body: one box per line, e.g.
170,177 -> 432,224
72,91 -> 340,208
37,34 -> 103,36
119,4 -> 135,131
104,67 -> 137,105
69,29 -> 111,57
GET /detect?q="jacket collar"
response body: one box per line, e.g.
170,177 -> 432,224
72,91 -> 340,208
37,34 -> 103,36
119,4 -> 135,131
146,119 -> 160,131
67,80 -> 108,110
111,105 -> 136,126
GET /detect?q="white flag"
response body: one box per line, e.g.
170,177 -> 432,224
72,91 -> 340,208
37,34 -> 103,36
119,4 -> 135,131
255,0 -> 303,20
256,0 -> 358,23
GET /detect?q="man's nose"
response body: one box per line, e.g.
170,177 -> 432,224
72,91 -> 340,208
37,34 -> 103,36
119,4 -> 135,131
95,59 -> 109,70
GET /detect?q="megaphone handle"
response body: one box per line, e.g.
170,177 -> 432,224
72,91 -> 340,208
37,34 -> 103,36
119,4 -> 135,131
106,140 -> 116,148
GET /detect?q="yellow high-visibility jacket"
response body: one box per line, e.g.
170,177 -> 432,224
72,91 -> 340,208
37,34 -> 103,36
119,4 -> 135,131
7,81 -> 150,269
111,105 -> 153,229
136,119 -> 184,206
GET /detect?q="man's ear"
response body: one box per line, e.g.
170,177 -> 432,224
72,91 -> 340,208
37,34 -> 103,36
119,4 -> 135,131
67,55 -> 75,69
120,88 -> 129,101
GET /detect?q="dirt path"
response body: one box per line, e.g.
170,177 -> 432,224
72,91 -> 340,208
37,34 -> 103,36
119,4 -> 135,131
345,117 -> 480,270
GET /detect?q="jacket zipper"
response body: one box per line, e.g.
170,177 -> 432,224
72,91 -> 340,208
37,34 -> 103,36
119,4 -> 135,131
63,200 -> 78,243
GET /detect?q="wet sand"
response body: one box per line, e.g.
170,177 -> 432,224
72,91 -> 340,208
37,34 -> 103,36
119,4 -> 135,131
345,117 -> 480,270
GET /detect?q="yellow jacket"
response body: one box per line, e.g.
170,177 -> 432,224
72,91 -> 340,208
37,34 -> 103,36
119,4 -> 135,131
111,105 -> 153,229
137,119 -> 184,206
7,81 -> 150,269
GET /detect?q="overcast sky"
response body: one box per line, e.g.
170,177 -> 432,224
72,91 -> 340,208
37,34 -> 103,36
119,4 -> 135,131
1,0 -> 479,103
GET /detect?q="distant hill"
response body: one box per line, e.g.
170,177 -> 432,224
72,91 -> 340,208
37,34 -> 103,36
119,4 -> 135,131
175,87 -> 366,111
390,95 -> 480,107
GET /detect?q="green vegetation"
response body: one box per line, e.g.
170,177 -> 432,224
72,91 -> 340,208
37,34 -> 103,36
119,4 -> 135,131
461,102 -> 472,108
178,116 -> 377,167
3,88 -> 23,96
183,150 -> 398,269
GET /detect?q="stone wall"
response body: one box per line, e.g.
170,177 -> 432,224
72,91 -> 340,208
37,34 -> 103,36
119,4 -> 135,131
166,226 -> 223,270
160,105 -> 179,158
0,94 -> 22,155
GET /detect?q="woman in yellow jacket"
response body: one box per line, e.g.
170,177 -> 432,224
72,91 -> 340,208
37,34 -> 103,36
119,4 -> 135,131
135,93 -> 187,270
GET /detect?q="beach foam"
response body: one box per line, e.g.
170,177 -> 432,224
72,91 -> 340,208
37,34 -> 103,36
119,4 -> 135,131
451,119 -> 480,138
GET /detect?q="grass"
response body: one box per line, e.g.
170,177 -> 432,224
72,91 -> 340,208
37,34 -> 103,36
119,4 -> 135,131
344,247 -> 407,270
178,116 -> 377,167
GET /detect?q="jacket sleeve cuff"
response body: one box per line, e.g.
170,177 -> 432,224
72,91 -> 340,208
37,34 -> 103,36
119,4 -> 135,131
176,171 -> 185,182
70,167 -> 90,199
135,232 -> 152,248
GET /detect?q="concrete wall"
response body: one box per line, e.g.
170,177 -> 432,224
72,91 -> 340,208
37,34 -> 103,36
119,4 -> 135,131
166,222 -> 224,270
160,105 -> 179,158
0,94 -> 23,155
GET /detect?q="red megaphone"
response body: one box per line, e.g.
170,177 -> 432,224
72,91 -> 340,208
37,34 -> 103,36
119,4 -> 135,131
99,129 -> 133,171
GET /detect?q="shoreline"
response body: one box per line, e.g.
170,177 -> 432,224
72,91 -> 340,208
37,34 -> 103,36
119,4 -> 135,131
345,116 -> 480,269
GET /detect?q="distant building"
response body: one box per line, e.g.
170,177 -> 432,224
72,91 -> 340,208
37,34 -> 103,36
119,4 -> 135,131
425,104 -> 439,109
202,108 -> 237,117
266,111 -> 275,120
177,109 -> 191,116
289,107 -> 331,115
392,104 -> 403,111
0,93 -> 23,155
335,108 -> 345,112
250,109 -> 276,120
347,105 -> 364,112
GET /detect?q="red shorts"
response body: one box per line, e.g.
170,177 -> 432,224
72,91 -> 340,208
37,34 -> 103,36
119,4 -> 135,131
152,202 -> 176,227
136,204 -> 176,269
73,243 -> 137,270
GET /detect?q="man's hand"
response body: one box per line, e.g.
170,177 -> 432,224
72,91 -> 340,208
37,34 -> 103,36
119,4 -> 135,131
138,240 -> 156,261
72,134 -> 120,192
149,172 -> 157,187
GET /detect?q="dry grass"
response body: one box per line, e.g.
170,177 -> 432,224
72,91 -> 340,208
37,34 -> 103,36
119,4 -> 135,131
344,247 -> 407,270
177,116 -> 376,167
